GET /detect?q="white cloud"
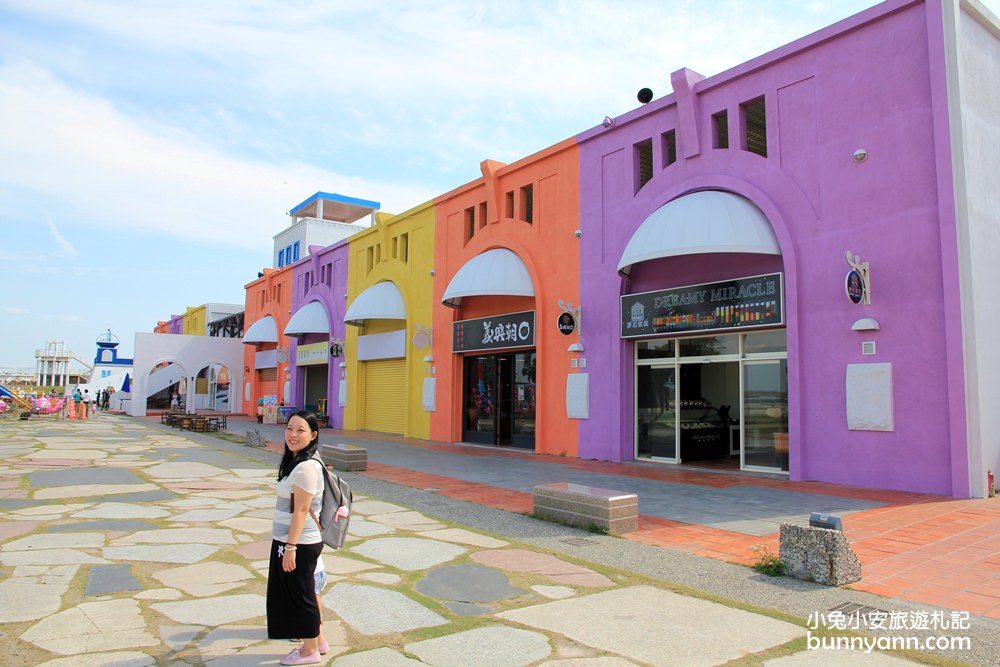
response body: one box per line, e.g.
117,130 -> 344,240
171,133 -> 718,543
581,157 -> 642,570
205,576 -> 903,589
47,218 -> 77,257
0,59 -> 434,246
2,1 -> 889,169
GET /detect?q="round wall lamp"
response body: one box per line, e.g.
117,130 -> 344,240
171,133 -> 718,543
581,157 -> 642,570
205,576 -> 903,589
853,148 -> 869,163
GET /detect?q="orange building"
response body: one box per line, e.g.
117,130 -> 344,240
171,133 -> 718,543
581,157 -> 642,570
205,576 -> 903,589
242,266 -> 295,414
430,140 -> 581,455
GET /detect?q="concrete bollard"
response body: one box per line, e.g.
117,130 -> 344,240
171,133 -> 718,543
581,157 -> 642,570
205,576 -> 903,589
779,523 -> 861,586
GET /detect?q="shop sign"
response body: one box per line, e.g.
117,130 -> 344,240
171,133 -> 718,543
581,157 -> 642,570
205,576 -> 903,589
844,250 -> 870,304
845,270 -> 864,304
620,273 -> 783,338
296,342 -> 329,366
453,310 -> 535,353
557,312 -> 576,335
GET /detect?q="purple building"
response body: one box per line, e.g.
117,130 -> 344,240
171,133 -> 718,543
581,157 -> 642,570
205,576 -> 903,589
576,0 -> 1000,497
287,241 -> 351,429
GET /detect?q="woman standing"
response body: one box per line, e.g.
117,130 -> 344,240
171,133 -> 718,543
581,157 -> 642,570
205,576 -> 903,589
267,410 -> 328,665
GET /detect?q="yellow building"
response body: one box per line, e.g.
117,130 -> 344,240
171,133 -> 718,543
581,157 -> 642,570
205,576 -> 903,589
183,305 -> 206,337
343,201 -> 435,439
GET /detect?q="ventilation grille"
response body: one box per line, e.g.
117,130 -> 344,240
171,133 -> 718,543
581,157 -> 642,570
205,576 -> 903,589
743,97 -> 767,157
828,602 -> 890,620
862,341 -> 876,356
559,536 -> 601,547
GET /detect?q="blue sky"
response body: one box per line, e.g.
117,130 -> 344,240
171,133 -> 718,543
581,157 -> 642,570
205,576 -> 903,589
2,0 -> 996,369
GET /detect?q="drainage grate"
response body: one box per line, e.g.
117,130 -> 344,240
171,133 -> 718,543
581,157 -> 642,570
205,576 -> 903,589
559,536 -> 601,547
828,602 -> 890,620
422,487 -> 441,492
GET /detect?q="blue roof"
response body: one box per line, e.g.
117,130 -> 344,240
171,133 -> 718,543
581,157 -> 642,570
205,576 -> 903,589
289,192 -> 380,223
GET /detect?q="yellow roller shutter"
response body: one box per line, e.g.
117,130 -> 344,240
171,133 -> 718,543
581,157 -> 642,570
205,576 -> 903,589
363,359 -> 406,434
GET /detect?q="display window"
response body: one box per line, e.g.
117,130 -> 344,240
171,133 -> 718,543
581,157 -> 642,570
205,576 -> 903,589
635,331 -> 787,472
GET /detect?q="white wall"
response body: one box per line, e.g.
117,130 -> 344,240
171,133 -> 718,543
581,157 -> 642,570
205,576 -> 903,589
954,0 -> 1000,496
129,332 -> 244,417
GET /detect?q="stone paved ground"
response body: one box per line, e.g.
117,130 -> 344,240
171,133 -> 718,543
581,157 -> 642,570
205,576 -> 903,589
0,415 -> 977,665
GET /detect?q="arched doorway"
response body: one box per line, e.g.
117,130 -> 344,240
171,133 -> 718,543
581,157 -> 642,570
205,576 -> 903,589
193,363 -> 231,411
619,191 -> 788,472
146,361 -> 185,411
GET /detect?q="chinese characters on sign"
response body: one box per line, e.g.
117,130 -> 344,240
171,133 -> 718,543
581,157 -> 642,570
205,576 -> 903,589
620,273 -> 784,338
295,342 -> 329,366
453,311 -> 535,353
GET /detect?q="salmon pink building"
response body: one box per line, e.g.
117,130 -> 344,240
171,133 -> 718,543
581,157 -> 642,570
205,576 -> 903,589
430,142 -> 581,455
242,266 -> 295,412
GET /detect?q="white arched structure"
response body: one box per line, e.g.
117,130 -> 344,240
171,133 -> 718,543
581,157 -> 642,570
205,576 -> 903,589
129,332 -> 245,417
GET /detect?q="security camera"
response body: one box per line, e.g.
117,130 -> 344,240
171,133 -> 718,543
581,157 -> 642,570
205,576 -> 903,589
574,229 -> 583,239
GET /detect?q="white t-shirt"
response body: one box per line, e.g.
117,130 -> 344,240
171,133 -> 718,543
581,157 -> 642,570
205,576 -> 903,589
271,459 -> 324,544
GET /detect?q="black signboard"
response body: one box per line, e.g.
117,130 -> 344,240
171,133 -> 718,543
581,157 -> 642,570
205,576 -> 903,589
453,310 -> 535,353
621,273 -> 783,338
557,312 -> 576,335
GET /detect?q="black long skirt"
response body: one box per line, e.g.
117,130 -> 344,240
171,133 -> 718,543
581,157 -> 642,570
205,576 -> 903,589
266,540 -> 323,639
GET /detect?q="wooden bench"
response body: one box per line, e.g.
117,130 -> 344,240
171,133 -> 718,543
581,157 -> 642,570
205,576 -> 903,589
533,482 -> 638,534
321,443 -> 368,471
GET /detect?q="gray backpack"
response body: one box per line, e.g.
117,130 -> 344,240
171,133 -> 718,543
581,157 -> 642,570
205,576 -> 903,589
308,456 -> 352,549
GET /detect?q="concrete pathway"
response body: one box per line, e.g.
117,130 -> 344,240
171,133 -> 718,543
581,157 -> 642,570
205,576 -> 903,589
219,415 -> 1000,623
0,414 -> 988,665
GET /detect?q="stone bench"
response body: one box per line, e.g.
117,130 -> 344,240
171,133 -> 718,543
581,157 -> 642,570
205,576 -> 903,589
533,482 -> 638,534
321,443 -> 368,472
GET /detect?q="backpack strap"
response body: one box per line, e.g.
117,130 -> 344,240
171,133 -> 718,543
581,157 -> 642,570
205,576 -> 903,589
310,455 -> 347,506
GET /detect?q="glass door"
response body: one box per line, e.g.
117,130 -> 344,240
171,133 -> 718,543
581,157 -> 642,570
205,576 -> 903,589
512,351 -> 536,449
636,365 -> 677,460
462,352 -> 536,449
741,359 -> 789,471
497,355 -> 512,445
463,356 -> 497,445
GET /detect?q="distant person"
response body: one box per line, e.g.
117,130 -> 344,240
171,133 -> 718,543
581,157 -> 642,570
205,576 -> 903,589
78,390 -> 90,421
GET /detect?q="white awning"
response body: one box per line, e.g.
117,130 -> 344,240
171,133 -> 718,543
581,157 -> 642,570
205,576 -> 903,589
242,315 -> 278,345
442,248 -> 535,308
617,190 -> 781,277
344,281 -> 406,326
285,301 -> 329,338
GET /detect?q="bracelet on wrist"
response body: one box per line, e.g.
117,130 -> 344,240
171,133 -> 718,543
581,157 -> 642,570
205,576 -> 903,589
285,545 -> 297,551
